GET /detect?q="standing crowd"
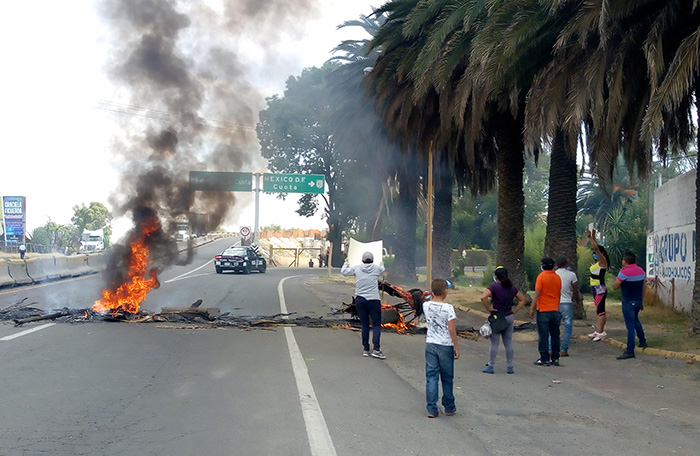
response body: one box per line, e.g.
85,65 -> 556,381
343,227 -> 647,418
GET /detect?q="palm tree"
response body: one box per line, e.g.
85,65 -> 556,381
401,0 -> 570,291
370,0 -> 538,289
639,0 -> 700,332
329,11 -> 423,278
328,14 -> 391,238
367,0 -> 461,282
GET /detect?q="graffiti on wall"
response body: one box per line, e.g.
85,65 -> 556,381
650,225 -> 695,281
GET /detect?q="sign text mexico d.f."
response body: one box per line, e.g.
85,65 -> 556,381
263,173 -> 325,194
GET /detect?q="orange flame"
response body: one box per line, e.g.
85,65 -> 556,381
381,302 -> 414,334
92,217 -> 160,315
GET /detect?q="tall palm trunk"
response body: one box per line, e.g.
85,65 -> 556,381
692,83 -> 700,334
495,113 -> 527,291
432,155 -> 453,280
544,130 -> 582,317
389,162 -> 418,282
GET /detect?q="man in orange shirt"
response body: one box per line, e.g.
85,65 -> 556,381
529,257 -> 563,366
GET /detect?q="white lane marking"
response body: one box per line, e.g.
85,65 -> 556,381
163,260 -> 213,284
162,239 -> 241,284
278,276 -> 337,456
0,323 -> 56,341
163,272 -> 212,284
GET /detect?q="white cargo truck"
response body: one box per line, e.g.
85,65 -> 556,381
80,229 -> 105,252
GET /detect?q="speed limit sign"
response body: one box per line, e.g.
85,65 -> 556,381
240,226 -> 251,237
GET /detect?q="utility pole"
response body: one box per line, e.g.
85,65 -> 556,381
254,173 -> 261,245
426,142 -> 434,289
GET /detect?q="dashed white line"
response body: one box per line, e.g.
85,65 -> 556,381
278,276 -> 337,456
163,260 -> 213,284
0,323 -> 56,341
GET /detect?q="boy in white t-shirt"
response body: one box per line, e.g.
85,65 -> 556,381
423,278 -> 460,418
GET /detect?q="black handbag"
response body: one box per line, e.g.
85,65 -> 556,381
488,312 -> 510,334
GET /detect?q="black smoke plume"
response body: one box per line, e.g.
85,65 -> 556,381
98,0 -> 320,297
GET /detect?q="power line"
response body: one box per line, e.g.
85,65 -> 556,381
94,99 -> 257,132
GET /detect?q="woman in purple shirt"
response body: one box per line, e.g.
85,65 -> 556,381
480,267 -> 526,374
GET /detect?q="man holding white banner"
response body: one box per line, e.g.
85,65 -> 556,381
342,242 -> 386,359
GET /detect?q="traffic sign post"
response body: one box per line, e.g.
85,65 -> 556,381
262,173 -> 325,194
240,226 -> 251,237
189,171 -> 253,192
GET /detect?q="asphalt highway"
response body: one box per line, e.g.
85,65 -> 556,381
0,237 -> 699,455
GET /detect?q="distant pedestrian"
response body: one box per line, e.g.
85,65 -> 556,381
480,267 -> 526,374
555,257 -> 579,357
341,252 -> 386,359
587,231 -> 610,341
529,257 -> 562,366
318,253 -> 324,268
19,243 -> 26,259
423,278 -> 459,418
612,251 -> 647,360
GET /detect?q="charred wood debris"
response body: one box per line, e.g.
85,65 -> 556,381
1,296 -> 535,338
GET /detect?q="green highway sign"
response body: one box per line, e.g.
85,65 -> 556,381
263,173 -> 325,194
189,171 -> 252,192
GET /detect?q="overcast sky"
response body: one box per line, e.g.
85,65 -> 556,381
0,1 -> 377,241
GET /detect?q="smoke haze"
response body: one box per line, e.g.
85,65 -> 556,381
98,0 -> 324,290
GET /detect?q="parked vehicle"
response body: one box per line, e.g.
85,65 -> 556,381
215,247 -> 266,274
79,229 -> 104,253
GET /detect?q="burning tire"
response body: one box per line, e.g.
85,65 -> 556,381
381,308 -> 400,324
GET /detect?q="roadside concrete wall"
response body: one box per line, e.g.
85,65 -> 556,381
63,255 -> 91,277
86,253 -> 108,272
25,256 -> 62,282
0,236 -> 220,289
0,259 -> 15,287
7,260 -> 33,285
649,169 -> 695,314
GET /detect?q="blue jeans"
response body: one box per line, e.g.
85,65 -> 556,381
537,310 -> 561,362
621,301 -> 646,354
355,296 -> 381,351
425,343 -> 455,415
559,302 -> 573,352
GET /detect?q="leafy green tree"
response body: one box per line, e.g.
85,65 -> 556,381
72,202 -> 112,236
30,220 -> 74,253
258,63 -> 362,266
451,192 -> 497,252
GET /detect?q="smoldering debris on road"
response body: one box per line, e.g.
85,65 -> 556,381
0,298 -> 536,337
0,304 -> 350,331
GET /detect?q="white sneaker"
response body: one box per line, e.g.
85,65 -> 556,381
588,331 -> 599,338
593,331 -> 607,341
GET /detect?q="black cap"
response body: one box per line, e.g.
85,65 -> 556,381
541,257 -> 555,270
